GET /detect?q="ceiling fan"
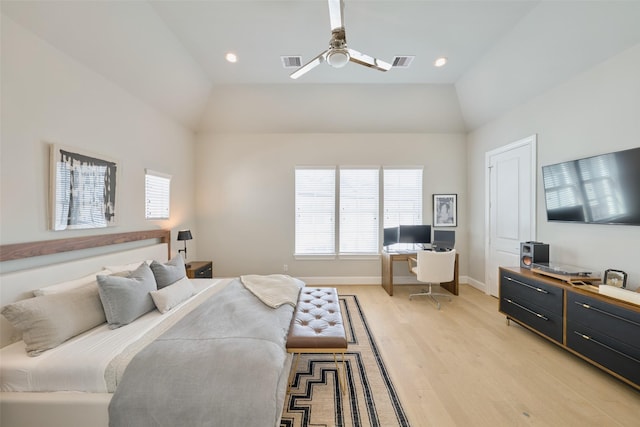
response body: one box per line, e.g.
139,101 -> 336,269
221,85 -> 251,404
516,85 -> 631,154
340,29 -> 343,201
290,0 -> 392,79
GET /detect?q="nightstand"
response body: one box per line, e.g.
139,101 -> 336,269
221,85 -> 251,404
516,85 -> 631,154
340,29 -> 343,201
186,261 -> 213,279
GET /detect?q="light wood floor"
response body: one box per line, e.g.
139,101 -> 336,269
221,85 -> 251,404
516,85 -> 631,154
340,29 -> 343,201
333,283 -> 640,427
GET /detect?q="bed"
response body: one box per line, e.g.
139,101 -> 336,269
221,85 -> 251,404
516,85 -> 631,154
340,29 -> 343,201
0,230 -> 301,427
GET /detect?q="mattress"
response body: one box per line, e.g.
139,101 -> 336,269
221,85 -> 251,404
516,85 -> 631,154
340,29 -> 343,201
0,278 -> 225,393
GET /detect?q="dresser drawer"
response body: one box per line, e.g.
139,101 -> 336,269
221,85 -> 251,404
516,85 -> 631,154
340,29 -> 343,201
500,270 -> 563,316
500,296 -> 563,343
566,321 -> 640,387
193,265 -> 212,278
567,291 -> 640,349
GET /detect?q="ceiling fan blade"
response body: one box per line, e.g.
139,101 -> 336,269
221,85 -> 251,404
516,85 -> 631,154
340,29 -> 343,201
348,49 -> 392,72
290,50 -> 329,79
328,0 -> 345,31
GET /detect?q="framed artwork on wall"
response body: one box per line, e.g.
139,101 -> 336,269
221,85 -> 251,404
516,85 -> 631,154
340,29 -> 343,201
50,144 -> 118,231
433,194 -> 457,227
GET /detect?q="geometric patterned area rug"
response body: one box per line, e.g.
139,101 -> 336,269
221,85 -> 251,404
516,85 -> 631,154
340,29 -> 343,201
280,295 -> 411,427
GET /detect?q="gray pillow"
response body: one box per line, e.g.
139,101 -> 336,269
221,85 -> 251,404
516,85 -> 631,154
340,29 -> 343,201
96,262 -> 158,329
1,283 -> 106,356
149,255 -> 187,289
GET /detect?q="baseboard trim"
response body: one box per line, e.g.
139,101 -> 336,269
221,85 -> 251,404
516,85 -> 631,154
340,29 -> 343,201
297,275 -> 475,287
298,276 -> 382,285
465,276 -> 486,293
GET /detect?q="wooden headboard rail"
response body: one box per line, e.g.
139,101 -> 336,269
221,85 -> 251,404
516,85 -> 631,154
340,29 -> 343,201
0,229 -> 171,262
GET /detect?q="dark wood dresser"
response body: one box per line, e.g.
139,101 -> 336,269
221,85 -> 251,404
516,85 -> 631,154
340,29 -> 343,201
499,266 -> 639,390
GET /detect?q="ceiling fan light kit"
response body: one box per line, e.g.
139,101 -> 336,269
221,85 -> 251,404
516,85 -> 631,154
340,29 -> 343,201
290,0 -> 391,79
327,49 -> 350,68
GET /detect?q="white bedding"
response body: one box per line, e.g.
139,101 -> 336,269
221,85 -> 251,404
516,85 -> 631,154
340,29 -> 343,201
0,278 -> 225,393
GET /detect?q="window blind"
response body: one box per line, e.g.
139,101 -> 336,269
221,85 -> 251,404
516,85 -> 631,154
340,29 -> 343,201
295,167 -> 336,255
145,169 -> 171,220
383,168 -> 423,226
339,168 -> 379,254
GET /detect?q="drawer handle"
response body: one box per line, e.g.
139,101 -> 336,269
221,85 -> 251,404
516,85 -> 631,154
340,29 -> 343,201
573,301 -> 640,328
504,298 -> 548,321
573,331 -> 640,364
505,276 -> 549,294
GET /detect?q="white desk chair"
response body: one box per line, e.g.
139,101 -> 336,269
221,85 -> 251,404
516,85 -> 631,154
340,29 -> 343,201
408,249 -> 457,309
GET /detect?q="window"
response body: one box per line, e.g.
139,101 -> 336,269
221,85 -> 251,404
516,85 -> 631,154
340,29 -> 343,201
383,168 -> 423,251
295,167 -> 335,255
383,168 -> 423,226
295,166 -> 423,256
145,169 -> 171,220
339,168 -> 379,254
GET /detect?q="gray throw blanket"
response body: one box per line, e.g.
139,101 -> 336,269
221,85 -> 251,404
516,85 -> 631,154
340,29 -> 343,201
108,279 -> 300,427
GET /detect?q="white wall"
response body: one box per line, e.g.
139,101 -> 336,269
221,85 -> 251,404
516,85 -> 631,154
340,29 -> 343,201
195,133 -> 467,280
0,16 -> 198,269
467,43 -> 640,290
199,84 -> 466,134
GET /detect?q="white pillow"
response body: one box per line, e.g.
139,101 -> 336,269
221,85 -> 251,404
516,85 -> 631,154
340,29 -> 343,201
150,277 -> 195,314
104,260 -> 152,274
2,283 -> 107,356
33,270 -> 112,296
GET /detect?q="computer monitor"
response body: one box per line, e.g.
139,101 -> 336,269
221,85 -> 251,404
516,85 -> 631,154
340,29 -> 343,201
383,227 -> 399,246
432,230 -> 455,251
398,225 -> 431,244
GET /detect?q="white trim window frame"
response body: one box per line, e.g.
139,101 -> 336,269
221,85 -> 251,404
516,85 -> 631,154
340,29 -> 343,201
145,169 -> 171,220
295,165 -> 424,258
339,166 -> 380,256
295,166 -> 336,257
383,167 -> 423,251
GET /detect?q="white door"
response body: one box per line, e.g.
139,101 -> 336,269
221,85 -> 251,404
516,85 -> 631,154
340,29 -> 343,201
485,135 -> 537,296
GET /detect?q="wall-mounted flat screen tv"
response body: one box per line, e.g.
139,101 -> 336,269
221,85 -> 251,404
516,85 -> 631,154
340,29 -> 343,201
542,147 -> 640,225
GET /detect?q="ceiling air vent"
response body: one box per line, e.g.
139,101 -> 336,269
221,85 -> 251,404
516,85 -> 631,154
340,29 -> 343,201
392,56 -> 415,68
281,56 -> 302,68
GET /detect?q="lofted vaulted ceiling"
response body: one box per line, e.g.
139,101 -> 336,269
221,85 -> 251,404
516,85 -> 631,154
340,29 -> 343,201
3,1 -> 640,133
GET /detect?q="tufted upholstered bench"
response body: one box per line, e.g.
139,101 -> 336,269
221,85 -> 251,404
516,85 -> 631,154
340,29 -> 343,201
286,287 -> 348,393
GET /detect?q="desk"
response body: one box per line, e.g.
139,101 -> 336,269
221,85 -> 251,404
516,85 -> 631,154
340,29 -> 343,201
381,251 -> 459,296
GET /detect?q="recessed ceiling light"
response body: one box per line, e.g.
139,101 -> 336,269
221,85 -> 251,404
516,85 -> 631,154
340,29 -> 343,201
225,52 -> 238,63
434,57 -> 447,67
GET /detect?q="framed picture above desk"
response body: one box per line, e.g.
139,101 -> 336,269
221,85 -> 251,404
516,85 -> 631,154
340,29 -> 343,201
381,251 -> 459,296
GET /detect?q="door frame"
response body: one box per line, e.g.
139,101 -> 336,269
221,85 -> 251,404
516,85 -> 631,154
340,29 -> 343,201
484,135 -> 537,294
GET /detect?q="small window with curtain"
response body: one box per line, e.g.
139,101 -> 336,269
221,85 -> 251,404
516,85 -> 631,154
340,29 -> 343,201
145,169 -> 171,220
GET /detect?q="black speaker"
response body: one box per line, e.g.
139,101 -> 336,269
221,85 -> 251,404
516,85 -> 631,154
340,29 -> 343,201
520,242 -> 549,269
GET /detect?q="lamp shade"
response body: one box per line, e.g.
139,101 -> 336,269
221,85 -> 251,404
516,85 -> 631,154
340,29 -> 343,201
177,230 -> 193,241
